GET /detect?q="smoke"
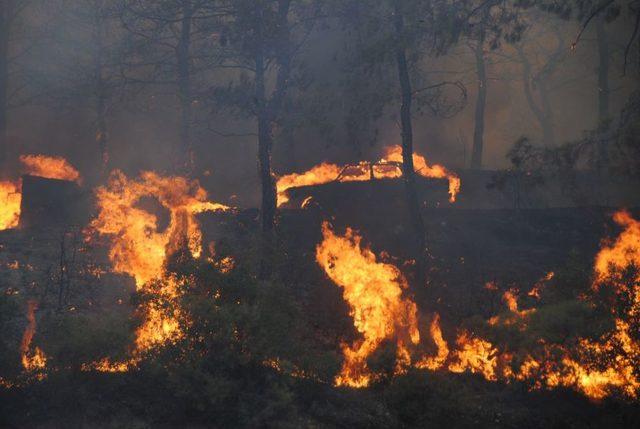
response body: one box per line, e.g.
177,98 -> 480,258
5,3 -> 639,207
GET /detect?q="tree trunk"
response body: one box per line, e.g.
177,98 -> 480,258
96,89 -> 108,173
596,15 -> 610,126
471,39 -> 487,169
176,0 -> 193,175
518,46 -> 555,147
538,79 -> 556,147
596,14 -> 610,173
393,4 -> 427,288
93,12 -> 109,176
0,2 -> 9,171
255,5 -> 276,280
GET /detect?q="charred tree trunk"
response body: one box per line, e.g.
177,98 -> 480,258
176,0 -> 193,175
393,4 -> 427,287
0,1 -> 10,171
471,39 -> 487,169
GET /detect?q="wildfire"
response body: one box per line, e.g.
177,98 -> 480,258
20,300 -> 47,374
276,145 -> 460,207
316,221 -> 420,387
90,170 -> 229,362
20,154 -> 81,183
317,209 -> 640,400
0,180 -> 21,230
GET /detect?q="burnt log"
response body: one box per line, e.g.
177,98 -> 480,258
18,175 -> 89,229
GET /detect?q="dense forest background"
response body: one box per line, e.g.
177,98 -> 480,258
1,0 -> 638,206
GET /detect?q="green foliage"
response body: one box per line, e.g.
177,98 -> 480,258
39,309 -> 133,369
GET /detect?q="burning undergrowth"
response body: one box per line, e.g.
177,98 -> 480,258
313,211 -> 640,400
85,170 -> 230,368
1,159 -> 639,426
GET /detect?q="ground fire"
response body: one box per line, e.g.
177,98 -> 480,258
315,210 -> 640,400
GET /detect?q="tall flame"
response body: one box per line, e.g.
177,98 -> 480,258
91,170 -> 229,287
415,313 -> 449,370
20,154 -> 81,183
0,180 -> 21,230
90,170 -> 229,360
276,145 -> 460,207
20,300 -> 47,373
316,222 -> 420,387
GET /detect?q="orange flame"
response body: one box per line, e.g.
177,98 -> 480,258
89,170 -> 229,362
447,332 -> 498,381
20,154 -> 81,183
20,300 -> 47,373
316,222 -> 420,387
91,170 -> 229,288
594,210 -> 640,289
0,180 -> 21,230
277,163 -> 345,206
415,313 -> 449,370
380,146 -> 461,203
488,289 -> 535,328
276,145 -> 460,207
317,210 -> 639,399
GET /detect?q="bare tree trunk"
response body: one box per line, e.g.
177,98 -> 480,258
0,1 -> 9,171
176,0 -> 193,175
471,39 -> 487,169
393,3 -> 426,288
